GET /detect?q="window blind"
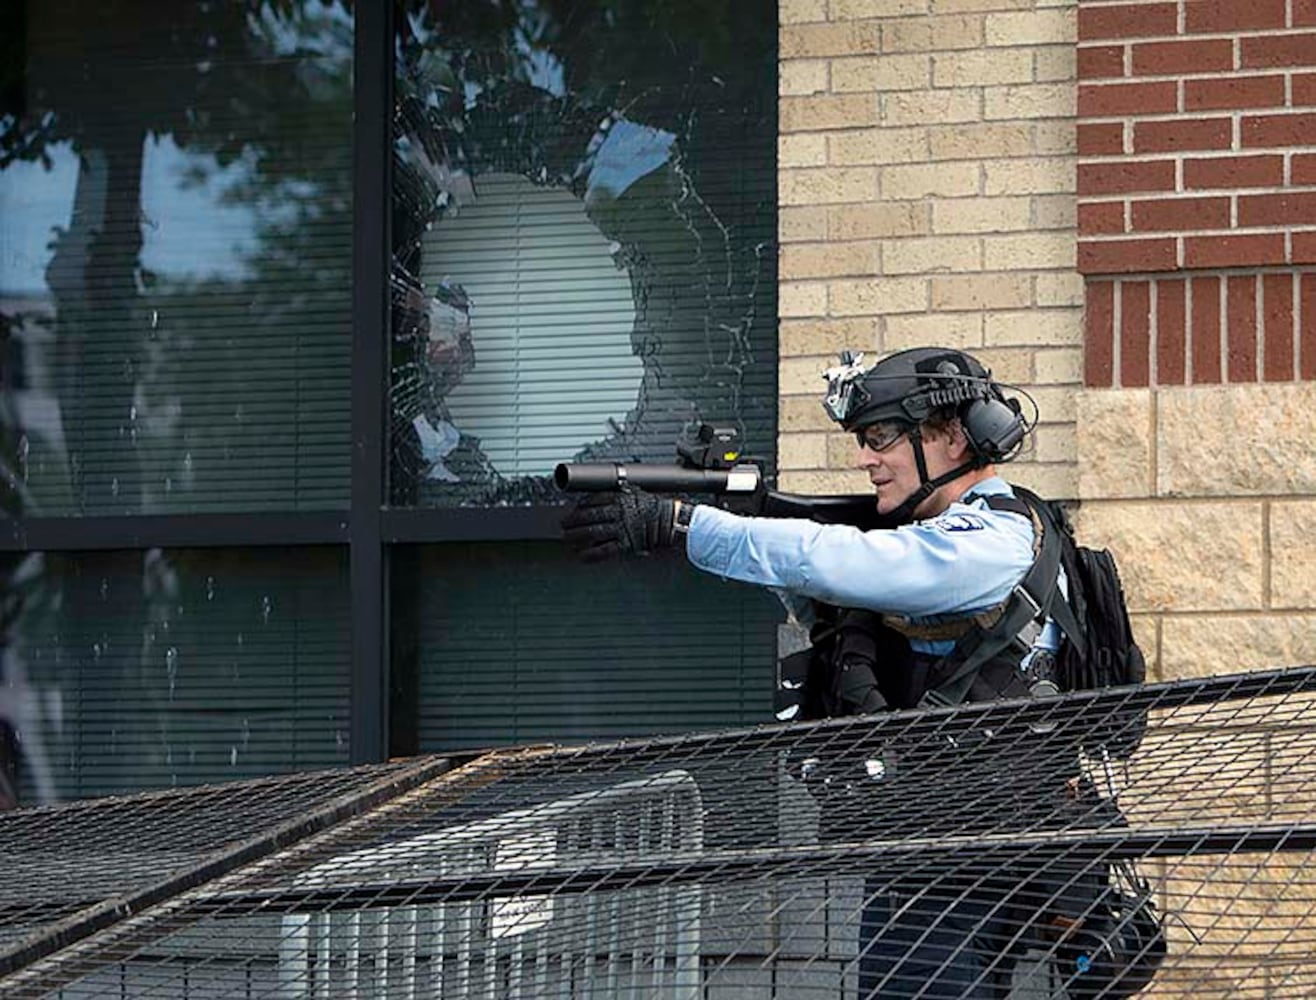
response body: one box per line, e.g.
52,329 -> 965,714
10,546 -> 351,803
0,1 -> 354,516
405,543 -> 781,752
390,1 -> 781,746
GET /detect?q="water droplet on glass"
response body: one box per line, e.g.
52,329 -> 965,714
99,578 -> 109,601
129,404 -> 137,422
150,309 -> 159,329
230,746 -> 238,767
165,646 -> 178,696
164,476 -> 172,494
236,632 -> 244,648
17,435 -> 29,481
111,476 -> 119,497
183,452 -> 193,473
261,596 -> 272,624
206,576 -> 215,601
92,642 -> 103,661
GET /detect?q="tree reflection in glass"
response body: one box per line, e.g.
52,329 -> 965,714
0,1 -> 355,517
389,0 -> 777,507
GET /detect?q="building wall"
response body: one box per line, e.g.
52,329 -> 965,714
777,0 -> 1083,502
777,0 -> 1316,684
1073,0 -> 1316,680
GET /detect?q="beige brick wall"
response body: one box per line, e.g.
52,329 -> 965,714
777,0 -> 1081,499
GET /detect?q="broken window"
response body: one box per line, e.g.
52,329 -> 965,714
388,0 -> 778,507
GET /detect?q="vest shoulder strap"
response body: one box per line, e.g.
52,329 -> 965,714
919,491 -> 1072,709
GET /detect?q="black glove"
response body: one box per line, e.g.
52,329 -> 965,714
560,486 -> 678,562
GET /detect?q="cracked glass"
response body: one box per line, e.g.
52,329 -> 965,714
388,0 -> 778,507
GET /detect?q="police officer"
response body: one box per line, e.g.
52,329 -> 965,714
562,346 -> 1065,998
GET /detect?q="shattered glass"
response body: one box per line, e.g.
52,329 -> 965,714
388,0 -> 778,507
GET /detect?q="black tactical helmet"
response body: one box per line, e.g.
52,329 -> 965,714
822,346 -> 1028,466
822,347 -> 991,427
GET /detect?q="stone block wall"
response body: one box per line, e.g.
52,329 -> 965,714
777,0 -> 1084,501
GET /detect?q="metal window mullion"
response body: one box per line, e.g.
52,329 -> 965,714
349,0 -> 393,766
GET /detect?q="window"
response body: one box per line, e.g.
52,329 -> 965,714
9,547 -> 350,801
387,1 -> 780,750
1,2 -> 354,516
0,1 -> 778,804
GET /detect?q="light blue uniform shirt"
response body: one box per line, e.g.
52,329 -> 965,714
685,477 -> 1060,658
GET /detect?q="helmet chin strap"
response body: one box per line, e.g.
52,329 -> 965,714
883,426 -> 977,525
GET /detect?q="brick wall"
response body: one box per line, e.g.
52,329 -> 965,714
1076,0 -> 1316,386
1067,0 -> 1316,691
777,0 -> 1083,499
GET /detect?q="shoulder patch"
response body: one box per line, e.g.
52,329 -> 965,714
935,513 -> 987,533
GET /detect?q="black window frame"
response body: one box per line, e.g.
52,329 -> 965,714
0,0 -> 779,769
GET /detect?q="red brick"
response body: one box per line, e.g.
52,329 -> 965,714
1294,72 -> 1316,107
1185,75 -> 1287,112
1078,81 -> 1178,117
1132,39 -> 1233,76
1239,193 -> 1316,228
1085,281 -> 1116,387
1184,233 -> 1286,269
1184,0 -> 1287,32
1079,122 -> 1125,156
1079,45 -> 1127,80
1080,201 -> 1126,235
1241,113 -> 1316,149
1133,117 -> 1232,153
1302,274 -> 1316,380
1078,159 -> 1176,196
1157,278 -> 1187,384
1296,154 -> 1316,186
1294,231 -> 1316,263
1131,196 -> 1231,232
1121,280 -> 1152,387
1226,276 -> 1258,382
1299,0 -> 1316,28
1078,237 -> 1178,274
1241,34 -> 1316,69
1183,154 -> 1284,189
1079,3 -> 1178,42
1263,273 -> 1295,381
1192,275 -> 1222,383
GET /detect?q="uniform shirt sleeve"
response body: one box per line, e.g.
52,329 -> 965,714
684,495 -> 1035,619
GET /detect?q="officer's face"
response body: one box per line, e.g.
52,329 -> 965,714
854,420 -> 966,517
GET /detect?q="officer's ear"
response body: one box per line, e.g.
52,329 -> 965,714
925,415 -> 973,461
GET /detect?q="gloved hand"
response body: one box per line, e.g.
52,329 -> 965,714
560,485 -> 678,561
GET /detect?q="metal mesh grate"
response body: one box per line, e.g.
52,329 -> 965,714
0,759 -> 448,959
2,668 -> 1316,998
